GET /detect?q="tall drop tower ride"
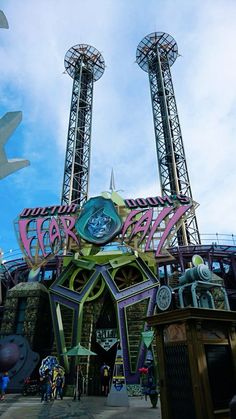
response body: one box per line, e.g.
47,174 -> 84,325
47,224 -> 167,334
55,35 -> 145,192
136,32 -> 200,246
61,44 -> 105,207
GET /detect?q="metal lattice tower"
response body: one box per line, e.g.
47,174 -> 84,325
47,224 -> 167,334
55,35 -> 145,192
61,44 -> 105,207
136,32 -> 200,245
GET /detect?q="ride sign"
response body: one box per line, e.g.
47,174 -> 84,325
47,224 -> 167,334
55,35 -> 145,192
15,193 -> 195,266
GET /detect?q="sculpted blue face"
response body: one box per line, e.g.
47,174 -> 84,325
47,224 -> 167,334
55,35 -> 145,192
87,209 -> 112,238
76,196 -> 122,245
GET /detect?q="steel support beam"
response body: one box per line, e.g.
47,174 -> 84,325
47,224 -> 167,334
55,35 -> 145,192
136,32 -> 200,246
61,44 -> 105,207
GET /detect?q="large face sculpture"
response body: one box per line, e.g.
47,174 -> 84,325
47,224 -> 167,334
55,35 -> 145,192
87,209 -> 112,238
76,196 -> 122,245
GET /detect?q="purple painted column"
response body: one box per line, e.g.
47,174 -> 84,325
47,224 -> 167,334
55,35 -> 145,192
118,288 -> 158,384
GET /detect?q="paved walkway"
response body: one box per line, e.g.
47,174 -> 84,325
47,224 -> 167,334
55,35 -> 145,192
0,394 -> 162,419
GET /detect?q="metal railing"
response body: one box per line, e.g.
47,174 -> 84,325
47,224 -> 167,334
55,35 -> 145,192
1,233 -> 236,265
0,248 -> 24,263
200,233 -> 236,246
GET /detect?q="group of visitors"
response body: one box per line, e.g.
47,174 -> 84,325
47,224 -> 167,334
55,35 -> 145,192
40,362 -> 111,401
40,369 -> 65,402
0,361 -> 111,402
40,365 -> 84,402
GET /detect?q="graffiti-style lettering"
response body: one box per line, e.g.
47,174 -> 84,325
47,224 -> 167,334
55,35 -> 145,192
129,208 -> 153,244
145,207 -> 173,251
37,217 -> 50,257
17,198 -> 193,262
123,205 -> 192,257
154,205 -> 191,256
19,218 -> 36,259
49,218 -> 61,251
18,215 -> 79,260
122,209 -> 143,237
60,215 -> 79,244
19,204 -> 79,218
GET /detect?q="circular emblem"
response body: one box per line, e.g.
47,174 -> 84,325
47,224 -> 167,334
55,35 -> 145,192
156,285 -> 173,311
75,196 -> 122,245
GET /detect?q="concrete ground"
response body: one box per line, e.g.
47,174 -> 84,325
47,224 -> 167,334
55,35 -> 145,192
0,394 -> 162,419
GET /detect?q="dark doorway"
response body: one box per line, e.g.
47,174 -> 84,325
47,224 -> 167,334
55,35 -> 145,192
205,344 -> 236,410
88,291 -> 118,395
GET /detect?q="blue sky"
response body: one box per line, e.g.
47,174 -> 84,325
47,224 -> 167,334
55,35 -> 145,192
0,0 -> 236,256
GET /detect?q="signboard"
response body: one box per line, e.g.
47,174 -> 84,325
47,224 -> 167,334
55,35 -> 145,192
15,193 -> 196,267
96,328 -> 117,351
141,330 -> 154,348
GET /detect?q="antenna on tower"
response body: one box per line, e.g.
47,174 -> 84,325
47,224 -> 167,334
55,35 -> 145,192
61,44 -> 105,207
0,10 -> 8,29
136,32 -> 200,246
109,168 -> 115,192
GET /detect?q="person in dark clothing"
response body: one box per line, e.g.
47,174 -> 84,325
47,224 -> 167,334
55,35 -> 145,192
73,365 -> 83,401
55,373 -> 64,400
100,362 -> 111,396
40,369 -> 52,402
139,363 -> 159,408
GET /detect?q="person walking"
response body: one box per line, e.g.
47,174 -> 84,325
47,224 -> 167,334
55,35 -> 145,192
55,373 -> 64,400
139,362 -> 159,408
100,362 -> 110,396
0,372 -> 10,401
40,369 -> 52,402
